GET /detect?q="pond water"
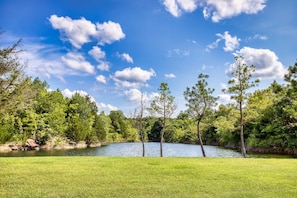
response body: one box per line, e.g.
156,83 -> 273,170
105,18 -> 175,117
0,142 -> 243,157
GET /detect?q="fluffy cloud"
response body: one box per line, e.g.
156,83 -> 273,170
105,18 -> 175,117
163,0 -> 182,17
97,61 -> 110,71
219,32 -> 241,52
112,67 -> 156,88
206,31 -> 240,52
61,52 -> 95,74
165,73 -> 176,78
62,88 -> 96,102
124,88 -> 158,103
88,46 -> 105,62
230,47 -> 287,79
95,21 -> 126,45
162,0 -> 266,22
49,15 -> 96,48
96,75 -> 107,84
117,52 -> 133,63
97,102 -> 118,113
203,0 -> 266,22
163,0 -> 198,17
49,15 -> 125,48
124,88 -> 142,102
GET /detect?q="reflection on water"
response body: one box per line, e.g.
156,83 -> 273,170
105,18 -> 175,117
0,142 -> 243,158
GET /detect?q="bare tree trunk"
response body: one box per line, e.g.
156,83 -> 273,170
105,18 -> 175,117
160,117 -> 165,157
160,126 -> 164,157
142,140 -> 145,157
197,121 -> 206,157
239,101 -> 247,158
140,129 -> 145,157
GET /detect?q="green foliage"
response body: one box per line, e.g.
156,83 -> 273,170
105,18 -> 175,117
184,73 -> 217,157
0,36 -> 28,111
93,111 -> 110,142
223,56 -> 259,157
0,114 -> 15,143
149,82 -> 177,157
66,93 -> 95,143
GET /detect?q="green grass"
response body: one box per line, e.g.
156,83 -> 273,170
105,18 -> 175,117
0,157 -> 296,197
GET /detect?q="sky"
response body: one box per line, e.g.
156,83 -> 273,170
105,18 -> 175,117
1,0 -> 297,117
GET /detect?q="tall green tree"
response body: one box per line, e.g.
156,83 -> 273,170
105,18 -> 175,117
149,82 -> 177,157
285,60 -> 297,92
66,93 -> 95,143
0,34 -> 30,113
184,74 -> 217,157
93,111 -> 110,142
223,56 -> 259,157
134,92 -> 146,156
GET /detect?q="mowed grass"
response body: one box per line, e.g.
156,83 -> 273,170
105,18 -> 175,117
0,157 -> 296,197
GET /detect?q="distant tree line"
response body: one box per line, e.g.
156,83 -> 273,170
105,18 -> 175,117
1,34 -> 297,156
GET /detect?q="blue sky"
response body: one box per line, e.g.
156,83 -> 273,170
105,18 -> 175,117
1,0 -> 296,116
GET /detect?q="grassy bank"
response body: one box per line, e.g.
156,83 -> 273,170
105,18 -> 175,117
0,157 -> 296,197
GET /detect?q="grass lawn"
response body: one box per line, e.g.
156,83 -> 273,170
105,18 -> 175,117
0,157 -> 296,197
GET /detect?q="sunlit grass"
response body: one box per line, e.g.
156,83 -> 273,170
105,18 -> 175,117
0,157 -> 296,197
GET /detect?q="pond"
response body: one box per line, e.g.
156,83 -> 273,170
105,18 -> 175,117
0,142 -> 244,157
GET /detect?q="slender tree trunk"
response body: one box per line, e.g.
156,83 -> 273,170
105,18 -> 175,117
239,101 -> 246,158
142,140 -> 145,157
140,129 -> 145,157
160,117 -> 166,157
139,92 -> 145,157
197,121 -> 206,157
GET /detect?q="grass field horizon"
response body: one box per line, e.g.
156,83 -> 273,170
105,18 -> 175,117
1,157 -> 296,197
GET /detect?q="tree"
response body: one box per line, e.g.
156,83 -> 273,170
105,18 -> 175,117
223,56 -> 259,157
184,74 -> 217,157
66,93 -> 95,143
0,34 -> 30,113
284,60 -> 297,91
214,104 -> 239,145
134,91 -> 146,156
149,82 -> 177,157
93,111 -> 110,142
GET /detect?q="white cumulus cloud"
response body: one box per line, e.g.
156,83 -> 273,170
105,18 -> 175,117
61,52 -> 95,74
88,46 -> 105,62
97,102 -> 118,113
162,0 -> 266,22
206,31 -> 240,52
218,31 -> 241,52
95,21 -> 126,45
124,88 -> 142,102
62,88 -> 96,102
124,88 -> 158,103
203,0 -> 266,22
230,47 -> 287,79
117,52 -> 133,63
163,0 -> 198,17
49,15 -> 125,48
96,75 -> 107,84
112,67 -> 156,88
97,61 -> 110,71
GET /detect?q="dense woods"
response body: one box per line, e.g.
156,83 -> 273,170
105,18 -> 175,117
1,37 -> 297,155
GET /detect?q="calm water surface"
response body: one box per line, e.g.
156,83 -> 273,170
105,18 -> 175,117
0,142 -> 243,157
